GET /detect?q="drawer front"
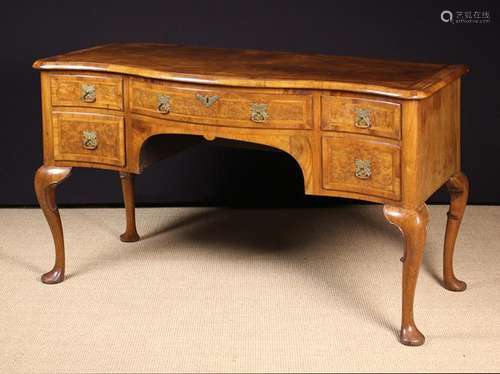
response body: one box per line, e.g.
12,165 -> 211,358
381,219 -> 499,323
130,79 -> 312,129
321,95 -> 401,139
322,134 -> 401,200
52,111 -> 125,166
50,74 -> 123,110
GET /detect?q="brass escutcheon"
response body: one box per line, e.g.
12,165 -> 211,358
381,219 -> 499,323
81,84 -> 96,103
157,94 -> 171,113
82,130 -> 98,150
196,93 -> 219,108
354,159 -> 372,179
250,103 -> 269,123
354,108 -> 371,129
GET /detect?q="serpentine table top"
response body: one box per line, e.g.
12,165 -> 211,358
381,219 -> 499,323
33,42 -> 467,98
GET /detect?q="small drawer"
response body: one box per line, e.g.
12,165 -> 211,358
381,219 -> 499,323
130,78 -> 312,130
50,74 -> 123,110
52,111 -> 125,166
322,134 -> 401,200
321,95 -> 401,139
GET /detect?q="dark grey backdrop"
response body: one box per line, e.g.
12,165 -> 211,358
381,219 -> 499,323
1,1 -> 498,207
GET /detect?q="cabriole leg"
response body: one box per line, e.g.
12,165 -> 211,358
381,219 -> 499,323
119,172 -> 140,242
443,172 -> 469,291
384,204 -> 429,346
34,165 -> 72,284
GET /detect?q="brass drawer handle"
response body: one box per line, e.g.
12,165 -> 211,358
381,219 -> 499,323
355,159 -> 371,179
196,93 -> 219,107
82,130 -> 98,150
355,108 -> 371,129
250,103 -> 269,123
81,84 -> 96,103
157,94 -> 171,113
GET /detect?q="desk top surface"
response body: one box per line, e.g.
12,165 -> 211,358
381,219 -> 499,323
33,43 -> 467,99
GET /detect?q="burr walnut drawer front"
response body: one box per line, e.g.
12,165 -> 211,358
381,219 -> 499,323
129,79 -> 312,129
321,95 -> 401,140
50,74 -> 123,110
52,111 -> 125,166
322,134 -> 401,200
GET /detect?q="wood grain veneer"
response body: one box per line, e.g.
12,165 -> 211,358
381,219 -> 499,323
50,73 -> 123,110
321,94 -> 401,139
129,78 -> 313,130
52,110 -> 125,167
322,134 -> 401,201
33,43 -> 468,99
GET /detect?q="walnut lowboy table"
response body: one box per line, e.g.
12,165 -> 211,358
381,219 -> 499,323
33,43 -> 469,346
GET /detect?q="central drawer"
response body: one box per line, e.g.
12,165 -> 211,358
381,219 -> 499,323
129,78 -> 312,130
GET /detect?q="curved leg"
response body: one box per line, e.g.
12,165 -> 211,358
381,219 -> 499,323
119,172 -> 140,242
443,172 -> 469,291
384,204 -> 429,346
34,165 -> 72,284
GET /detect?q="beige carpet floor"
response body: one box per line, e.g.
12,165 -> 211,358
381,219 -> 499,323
0,205 -> 499,373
